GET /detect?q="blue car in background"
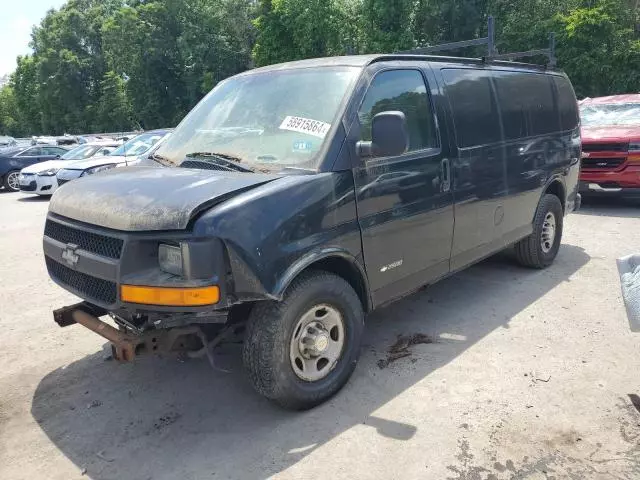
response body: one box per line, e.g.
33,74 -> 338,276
1,145 -> 69,192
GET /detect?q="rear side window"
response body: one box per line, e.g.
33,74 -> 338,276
493,71 -> 560,138
18,147 -> 42,157
358,69 -> 438,152
442,69 -> 501,148
553,76 -> 579,131
42,146 -> 64,155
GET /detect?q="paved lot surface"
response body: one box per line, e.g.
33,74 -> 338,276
1,190 -> 639,480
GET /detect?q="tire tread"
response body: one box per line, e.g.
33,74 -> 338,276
515,194 -> 563,269
242,270 -> 363,410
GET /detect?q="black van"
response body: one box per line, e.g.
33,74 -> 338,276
45,53 -> 581,410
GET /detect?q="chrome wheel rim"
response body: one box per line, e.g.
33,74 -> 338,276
289,304 -> 345,382
541,212 -> 556,253
7,172 -> 19,191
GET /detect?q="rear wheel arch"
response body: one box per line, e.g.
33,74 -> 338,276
273,251 -> 371,313
543,179 -> 566,213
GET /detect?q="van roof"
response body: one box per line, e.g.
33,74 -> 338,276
245,54 -> 559,75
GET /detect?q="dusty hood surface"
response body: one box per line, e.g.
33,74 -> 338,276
49,167 -> 280,231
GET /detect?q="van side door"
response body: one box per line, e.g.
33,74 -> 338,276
351,65 -> 454,307
439,68 -> 508,270
491,71 -> 567,245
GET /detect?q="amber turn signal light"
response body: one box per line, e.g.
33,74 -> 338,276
121,285 -> 220,306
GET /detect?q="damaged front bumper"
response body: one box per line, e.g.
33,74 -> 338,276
53,302 -> 225,362
44,213 -> 231,331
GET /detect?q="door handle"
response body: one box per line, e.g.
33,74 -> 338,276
570,157 -> 579,166
441,158 -> 451,192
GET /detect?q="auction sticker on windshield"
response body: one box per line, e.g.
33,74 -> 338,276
279,116 -> 331,138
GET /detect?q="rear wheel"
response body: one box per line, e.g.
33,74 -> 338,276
3,170 -> 20,192
515,194 -> 563,268
242,271 -> 364,410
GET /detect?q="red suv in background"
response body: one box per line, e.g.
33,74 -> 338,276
579,94 -> 640,197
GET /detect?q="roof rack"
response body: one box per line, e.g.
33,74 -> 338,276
398,16 -> 556,68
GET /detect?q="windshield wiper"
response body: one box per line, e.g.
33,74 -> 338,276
149,153 -> 172,166
185,152 -> 255,173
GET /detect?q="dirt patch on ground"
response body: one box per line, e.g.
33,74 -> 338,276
376,333 -> 434,369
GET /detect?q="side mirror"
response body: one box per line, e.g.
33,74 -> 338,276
55,155 -> 61,159
356,111 -> 409,158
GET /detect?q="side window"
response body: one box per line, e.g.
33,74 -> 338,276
43,146 -> 63,155
553,76 -> 579,131
18,147 -> 41,157
492,71 -> 529,140
358,69 -> 438,152
493,71 -> 561,138
522,74 -> 559,135
442,69 -> 501,148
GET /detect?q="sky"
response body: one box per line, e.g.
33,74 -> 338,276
0,0 -> 66,76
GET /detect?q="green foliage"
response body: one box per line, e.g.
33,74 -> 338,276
552,0 -> 640,97
0,85 -> 23,137
253,0 -> 351,66
0,0 -> 639,136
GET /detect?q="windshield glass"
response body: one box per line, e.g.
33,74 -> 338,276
155,67 -> 360,170
110,133 -> 164,156
580,103 -> 640,127
62,144 -> 101,160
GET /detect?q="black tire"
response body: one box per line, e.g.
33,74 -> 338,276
515,193 -> 563,269
242,270 -> 364,410
3,170 -> 20,192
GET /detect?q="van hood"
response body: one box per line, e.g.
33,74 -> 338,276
49,167 -> 281,231
581,125 -> 640,143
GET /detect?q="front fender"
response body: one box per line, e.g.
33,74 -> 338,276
272,247 -> 370,303
192,171 -> 363,304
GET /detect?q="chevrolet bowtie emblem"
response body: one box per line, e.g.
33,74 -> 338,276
61,244 -> 79,268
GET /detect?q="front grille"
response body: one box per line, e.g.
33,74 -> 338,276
20,181 -> 37,191
582,142 -> 629,153
44,219 -> 124,259
581,157 -> 625,169
46,257 -> 117,305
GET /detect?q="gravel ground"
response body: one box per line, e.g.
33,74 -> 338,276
1,191 -> 639,480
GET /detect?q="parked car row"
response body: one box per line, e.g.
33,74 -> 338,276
0,130 -> 171,193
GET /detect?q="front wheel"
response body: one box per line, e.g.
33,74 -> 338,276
3,170 -> 20,192
515,194 -> 564,268
242,271 -> 364,410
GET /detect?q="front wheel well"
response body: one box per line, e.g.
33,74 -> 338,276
300,256 -> 371,313
544,180 -> 566,213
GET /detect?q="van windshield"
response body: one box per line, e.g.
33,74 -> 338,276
155,67 -> 360,171
580,103 -> 640,127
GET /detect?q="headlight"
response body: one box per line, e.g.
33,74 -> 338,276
82,164 -> 117,176
158,244 -> 183,276
38,168 -> 59,176
629,142 -> 640,152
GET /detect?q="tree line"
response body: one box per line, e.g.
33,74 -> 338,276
0,0 -> 638,137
